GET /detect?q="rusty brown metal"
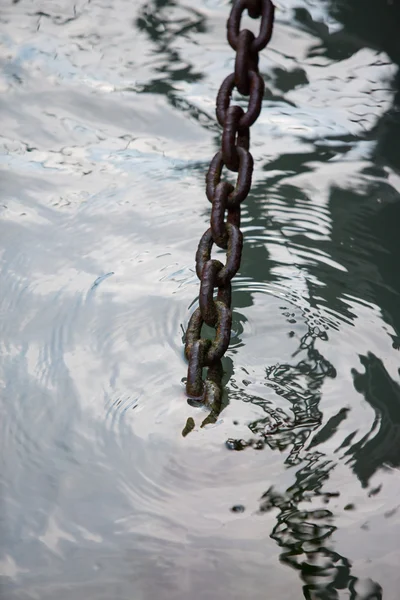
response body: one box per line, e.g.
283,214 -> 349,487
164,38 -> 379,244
228,0 -> 274,53
184,0 -> 275,414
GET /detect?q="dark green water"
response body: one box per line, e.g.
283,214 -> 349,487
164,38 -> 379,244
1,1 -> 400,598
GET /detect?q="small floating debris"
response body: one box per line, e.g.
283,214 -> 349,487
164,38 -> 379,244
231,505 -> 245,514
182,417 -> 195,437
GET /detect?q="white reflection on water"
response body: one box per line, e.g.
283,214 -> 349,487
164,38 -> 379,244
1,0 -> 400,598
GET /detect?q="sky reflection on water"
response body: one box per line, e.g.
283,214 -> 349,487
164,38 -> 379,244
1,0 -> 400,598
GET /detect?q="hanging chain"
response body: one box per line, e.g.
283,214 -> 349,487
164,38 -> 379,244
184,0 -> 275,414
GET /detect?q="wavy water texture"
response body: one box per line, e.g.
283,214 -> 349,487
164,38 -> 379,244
1,0 -> 400,599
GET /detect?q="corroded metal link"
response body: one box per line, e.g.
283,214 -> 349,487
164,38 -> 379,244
216,71 -> 264,129
203,359 -> 224,412
235,29 -> 258,95
184,0 -> 274,412
199,259 -> 232,327
206,148 -> 253,208
210,182 -> 241,248
186,338 -> 210,397
217,278 -> 232,308
210,182 -> 230,248
186,303 -> 232,366
228,0 -> 274,53
187,359 -> 224,414
221,106 -> 249,172
196,224 -> 243,286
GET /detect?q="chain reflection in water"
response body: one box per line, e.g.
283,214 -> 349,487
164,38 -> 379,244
227,327 -> 384,598
227,330 -> 335,462
136,0 -> 217,130
259,462 -> 382,600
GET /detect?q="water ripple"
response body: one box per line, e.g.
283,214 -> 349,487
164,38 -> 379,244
2,0 -> 400,598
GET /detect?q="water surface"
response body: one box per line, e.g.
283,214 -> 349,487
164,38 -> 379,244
1,0 -> 400,598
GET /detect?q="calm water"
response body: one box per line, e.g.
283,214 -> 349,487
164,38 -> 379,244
1,0 -> 400,598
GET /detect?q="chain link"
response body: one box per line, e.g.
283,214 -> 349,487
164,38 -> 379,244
184,0 -> 275,413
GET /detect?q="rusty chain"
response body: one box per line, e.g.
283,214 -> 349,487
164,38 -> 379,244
184,0 -> 274,414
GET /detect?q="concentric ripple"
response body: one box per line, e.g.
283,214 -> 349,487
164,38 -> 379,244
1,0 -> 400,598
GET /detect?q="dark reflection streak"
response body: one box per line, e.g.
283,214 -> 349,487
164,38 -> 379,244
226,326 -> 367,596
260,464 -> 383,600
259,446 -> 383,598
136,0 -> 219,132
308,408 -> 349,451
348,353 -> 400,487
238,331 -> 336,465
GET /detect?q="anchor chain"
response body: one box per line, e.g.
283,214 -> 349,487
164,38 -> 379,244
185,0 -> 274,410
